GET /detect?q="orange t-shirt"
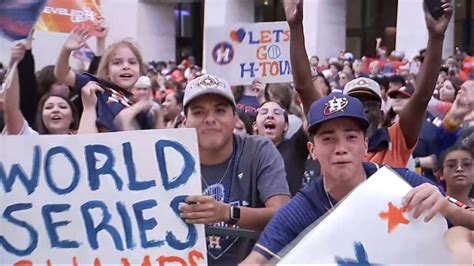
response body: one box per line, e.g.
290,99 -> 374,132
365,123 -> 415,168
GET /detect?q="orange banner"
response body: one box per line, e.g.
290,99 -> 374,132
36,0 -> 102,34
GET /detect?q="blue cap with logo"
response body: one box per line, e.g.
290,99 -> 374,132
307,93 -> 370,134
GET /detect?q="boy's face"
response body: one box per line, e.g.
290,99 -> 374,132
308,117 -> 368,182
184,94 -> 236,152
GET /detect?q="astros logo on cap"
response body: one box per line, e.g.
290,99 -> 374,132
197,75 -> 223,89
324,96 -> 348,115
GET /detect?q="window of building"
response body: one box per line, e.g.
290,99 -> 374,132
454,0 -> 473,55
346,0 -> 398,58
254,0 -> 285,22
175,2 -> 203,65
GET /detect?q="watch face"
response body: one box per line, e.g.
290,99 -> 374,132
232,206 -> 240,219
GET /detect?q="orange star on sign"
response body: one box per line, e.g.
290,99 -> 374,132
379,202 -> 410,233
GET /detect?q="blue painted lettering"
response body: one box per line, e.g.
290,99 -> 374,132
122,142 -> 156,191
42,204 -> 79,248
133,199 -> 164,248
0,203 -> 38,256
44,147 -> 80,195
0,145 -> 41,195
155,140 -> 195,191
85,145 -> 123,191
166,195 -> 197,250
81,201 -> 124,250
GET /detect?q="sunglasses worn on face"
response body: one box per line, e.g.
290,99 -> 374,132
443,159 -> 473,172
259,108 -> 284,116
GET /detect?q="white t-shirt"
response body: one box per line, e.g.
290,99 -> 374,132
2,119 -> 39,136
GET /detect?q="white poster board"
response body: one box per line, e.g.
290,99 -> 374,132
204,21 -> 292,86
0,129 -> 207,265
279,167 -> 452,265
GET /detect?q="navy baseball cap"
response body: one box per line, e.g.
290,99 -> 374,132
307,93 -> 370,134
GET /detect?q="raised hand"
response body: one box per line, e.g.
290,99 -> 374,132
449,81 -> 474,121
113,99 -> 153,131
81,81 -> 104,110
283,0 -> 303,26
25,29 -> 35,50
424,1 -> 453,37
94,17 -> 108,40
10,41 -> 27,65
63,25 -> 91,52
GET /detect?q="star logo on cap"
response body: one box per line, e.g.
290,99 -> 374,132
324,96 -> 348,115
198,75 -> 220,89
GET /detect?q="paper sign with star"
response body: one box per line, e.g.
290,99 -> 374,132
278,166 -> 452,265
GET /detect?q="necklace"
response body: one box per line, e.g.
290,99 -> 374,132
323,180 -> 335,211
322,171 -> 369,211
201,155 -> 234,188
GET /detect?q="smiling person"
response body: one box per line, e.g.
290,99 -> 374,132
162,90 -> 184,128
241,94 -> 473,265
3,42 -> 78,135
427,77 -> 462,123
180,74 -> 291,265
54,26 -> 151,132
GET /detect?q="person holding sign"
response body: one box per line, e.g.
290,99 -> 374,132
284,0 -> 453,170
241,93 -> 474,264
179,74 -> 291,265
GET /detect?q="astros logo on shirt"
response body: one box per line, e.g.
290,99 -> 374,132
324,96 -> 349,115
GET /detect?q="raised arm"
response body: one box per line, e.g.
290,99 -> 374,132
113,100 -> 153,131
398,2 -> 453,149
18,32 -> 38,127
87,18 -> 108,75
54,26 -> 91,87
283,0 -> 321,115
4,43 -> 27,134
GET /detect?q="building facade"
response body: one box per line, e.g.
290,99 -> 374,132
0,0 -> 472,69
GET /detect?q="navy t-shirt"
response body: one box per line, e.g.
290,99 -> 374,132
254,163 -> 443,260
74,73 -> 153,131
236,95 -> 259,121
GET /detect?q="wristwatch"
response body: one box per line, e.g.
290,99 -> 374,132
414,157 -> 421,168
228,206 -> 240,225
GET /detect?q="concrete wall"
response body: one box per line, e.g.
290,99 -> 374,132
204,0 -> 254,27
303,0 -> 346,62
396,0 -> 454,60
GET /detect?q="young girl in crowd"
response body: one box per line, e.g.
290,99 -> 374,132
439,145 -> 473,208
54,25 -> 152,132
3,42 -> 79,136
439,145 -> 474,265
427,77 -> 462,124
162,91 -> 184,128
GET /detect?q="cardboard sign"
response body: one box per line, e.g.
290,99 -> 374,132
0,129 -> 207,265
279,167 -> 452,264
204,22 -> 292,86
36,0 -> 102,34
0,0 -> 47,41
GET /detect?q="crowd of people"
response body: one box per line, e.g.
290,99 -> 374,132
0,0 -> 473,265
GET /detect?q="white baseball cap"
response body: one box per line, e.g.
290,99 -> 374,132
183,74 -> 235,108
